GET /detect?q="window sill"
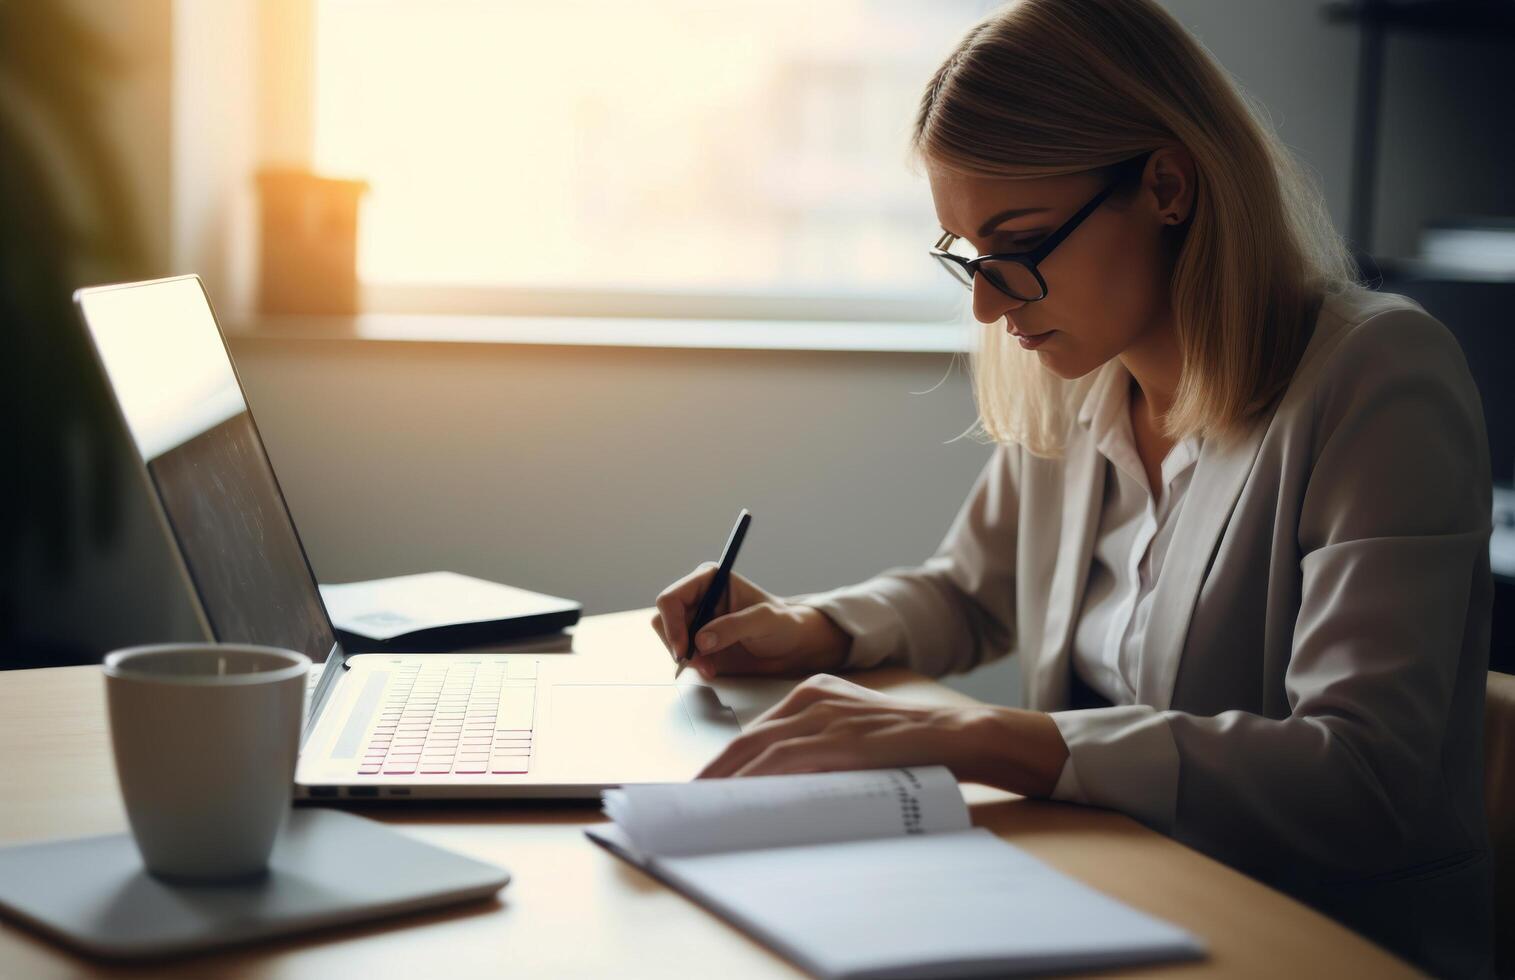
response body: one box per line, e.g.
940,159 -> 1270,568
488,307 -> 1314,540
225,314 -> 974,355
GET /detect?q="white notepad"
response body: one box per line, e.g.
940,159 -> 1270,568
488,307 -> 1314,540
586,767 -> 1204,979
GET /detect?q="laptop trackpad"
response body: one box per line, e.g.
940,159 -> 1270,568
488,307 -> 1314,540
543,684 -> 738,782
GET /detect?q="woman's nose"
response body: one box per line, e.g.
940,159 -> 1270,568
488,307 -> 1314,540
971,273 -> 1026,325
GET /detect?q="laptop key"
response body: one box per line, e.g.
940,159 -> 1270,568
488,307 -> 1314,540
344,661 -> 541,780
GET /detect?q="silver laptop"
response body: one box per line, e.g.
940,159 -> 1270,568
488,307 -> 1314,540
74,275 -> 741,800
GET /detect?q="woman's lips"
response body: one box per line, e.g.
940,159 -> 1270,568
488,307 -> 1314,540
1011,327 -> 1055,350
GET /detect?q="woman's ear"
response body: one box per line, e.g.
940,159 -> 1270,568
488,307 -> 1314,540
1146,145 -> 1196,226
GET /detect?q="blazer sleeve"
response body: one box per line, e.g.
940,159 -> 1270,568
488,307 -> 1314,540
789,443 -> 1020,677
1048,307 -> 1493,876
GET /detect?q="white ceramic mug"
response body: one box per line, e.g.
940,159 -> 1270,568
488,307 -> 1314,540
103,643 -> 309,881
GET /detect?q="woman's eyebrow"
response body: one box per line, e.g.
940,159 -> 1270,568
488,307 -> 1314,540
976,207 -> 1050,236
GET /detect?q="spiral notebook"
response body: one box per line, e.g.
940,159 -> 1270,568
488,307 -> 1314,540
585,767 -> 1204,980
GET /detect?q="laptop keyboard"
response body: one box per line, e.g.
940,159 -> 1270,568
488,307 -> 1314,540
357,660 -> 537,776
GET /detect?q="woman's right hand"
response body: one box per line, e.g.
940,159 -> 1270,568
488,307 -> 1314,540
651,563 -> 853,680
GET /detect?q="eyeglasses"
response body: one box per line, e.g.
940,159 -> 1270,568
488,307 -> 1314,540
929,152 -> 1152,303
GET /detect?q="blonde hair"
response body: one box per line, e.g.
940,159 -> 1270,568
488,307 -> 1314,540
915,0 -> 1362,456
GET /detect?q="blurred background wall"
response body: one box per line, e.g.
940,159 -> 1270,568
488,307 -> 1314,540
4,0 -> 1512,706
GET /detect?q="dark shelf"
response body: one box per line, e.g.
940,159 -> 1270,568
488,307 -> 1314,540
1324,1 -> 1515,37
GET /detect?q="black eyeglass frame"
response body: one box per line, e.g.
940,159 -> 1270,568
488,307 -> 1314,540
930,151 -> 1153,302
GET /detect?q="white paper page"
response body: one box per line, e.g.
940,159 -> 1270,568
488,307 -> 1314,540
318,571 -> 576,640
655,828 -> 1203,979
603,767 -> 968,858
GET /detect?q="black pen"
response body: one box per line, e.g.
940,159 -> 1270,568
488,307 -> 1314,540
675,509 -> 752,679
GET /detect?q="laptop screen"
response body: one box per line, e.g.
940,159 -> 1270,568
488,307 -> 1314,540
76,277 -> 338,664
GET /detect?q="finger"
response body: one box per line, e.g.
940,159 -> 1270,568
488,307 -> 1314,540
698,724 -> 797,780
740,718 -> 947,778
698,703 -> 846,778
689,602 -> 781,660
649,611 -> 677,662
734,734 -> 850,778
693,606 -> 824,678
654,562 -> 717,658
692,646 -> 788,680
751,674 -> 863,726
651,611 -> 692,665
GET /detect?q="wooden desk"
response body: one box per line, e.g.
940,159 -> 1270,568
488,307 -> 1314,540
0,609 -> 1415,978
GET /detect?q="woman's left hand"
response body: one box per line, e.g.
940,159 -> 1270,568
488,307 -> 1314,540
697,673 -> 991,781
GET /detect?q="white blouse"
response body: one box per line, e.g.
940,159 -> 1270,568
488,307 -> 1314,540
1052,361 -> 1201,801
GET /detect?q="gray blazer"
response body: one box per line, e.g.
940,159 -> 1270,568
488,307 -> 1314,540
796,288 -> 1494,977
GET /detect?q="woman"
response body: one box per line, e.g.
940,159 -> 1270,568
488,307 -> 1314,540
650,0 -> 1494,974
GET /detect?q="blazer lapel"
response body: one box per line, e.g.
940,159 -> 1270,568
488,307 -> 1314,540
1029,426 -> 1104,710
1138,415 -> 1271,710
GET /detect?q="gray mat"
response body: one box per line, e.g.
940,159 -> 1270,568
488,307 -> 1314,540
0,808 -> 510,961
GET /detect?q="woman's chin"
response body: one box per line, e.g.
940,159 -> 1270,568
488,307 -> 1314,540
1028,347 -> 1077,379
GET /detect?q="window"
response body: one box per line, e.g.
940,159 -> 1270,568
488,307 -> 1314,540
311,0 -> 991,320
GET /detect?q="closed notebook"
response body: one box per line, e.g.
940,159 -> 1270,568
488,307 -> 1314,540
319,571 -> 580,651
585,767 -> 1204,980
